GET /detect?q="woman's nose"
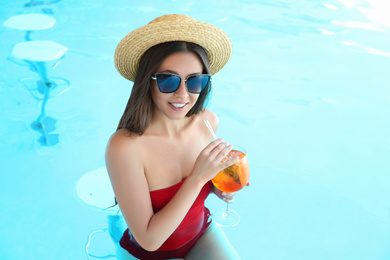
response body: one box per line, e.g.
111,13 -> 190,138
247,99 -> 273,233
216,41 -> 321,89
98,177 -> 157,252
174,79 -> 189,97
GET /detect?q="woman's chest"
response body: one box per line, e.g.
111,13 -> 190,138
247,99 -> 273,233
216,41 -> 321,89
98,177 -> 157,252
141,138 -> 208,191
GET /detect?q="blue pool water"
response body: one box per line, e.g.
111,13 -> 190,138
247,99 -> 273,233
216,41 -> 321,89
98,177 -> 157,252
1,0 -> 390,259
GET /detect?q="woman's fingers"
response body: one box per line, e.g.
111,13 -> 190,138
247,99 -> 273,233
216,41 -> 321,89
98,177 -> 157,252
219,152 -> 239,170
212,185 -> 237,203
222,192 -> 236,203
203,138 -> 225,154
209,140 -> 229,157
205,140 -> 233,165
194,138 -> 240,182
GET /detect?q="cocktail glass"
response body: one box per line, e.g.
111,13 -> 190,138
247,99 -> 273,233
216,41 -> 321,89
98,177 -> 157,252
212,145 -> 250,227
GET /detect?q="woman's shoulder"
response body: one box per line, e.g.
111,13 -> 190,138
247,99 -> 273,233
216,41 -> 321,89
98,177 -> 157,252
106,129 -> 141,157
105,129 -> 144,180
199,109 -> 219,130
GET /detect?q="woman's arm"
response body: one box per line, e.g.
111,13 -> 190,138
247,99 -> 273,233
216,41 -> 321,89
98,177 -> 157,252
105,131 -> 236,252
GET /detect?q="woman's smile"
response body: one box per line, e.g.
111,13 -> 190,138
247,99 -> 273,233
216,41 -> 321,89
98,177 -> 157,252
169,102 -> 188,111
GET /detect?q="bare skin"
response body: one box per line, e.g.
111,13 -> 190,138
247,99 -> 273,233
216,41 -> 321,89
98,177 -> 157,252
106,52 -> 240,259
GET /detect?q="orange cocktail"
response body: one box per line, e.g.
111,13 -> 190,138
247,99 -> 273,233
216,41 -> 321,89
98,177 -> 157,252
212,148 -> 250,193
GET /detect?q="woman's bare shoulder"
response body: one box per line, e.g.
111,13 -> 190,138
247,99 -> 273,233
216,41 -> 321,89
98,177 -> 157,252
200,109 -> 219,130
107,129 -> 139,148
105,130 -> 147,202
105,129 -> 142,166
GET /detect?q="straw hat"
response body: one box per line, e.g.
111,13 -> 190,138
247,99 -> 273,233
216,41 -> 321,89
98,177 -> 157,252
114,14 -> 232,81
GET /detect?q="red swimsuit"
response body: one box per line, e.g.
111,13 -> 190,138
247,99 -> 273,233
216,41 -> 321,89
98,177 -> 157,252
119,180 -> 213,259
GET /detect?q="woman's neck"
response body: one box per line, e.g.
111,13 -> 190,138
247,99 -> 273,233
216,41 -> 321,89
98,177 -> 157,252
146,111 -> 196,138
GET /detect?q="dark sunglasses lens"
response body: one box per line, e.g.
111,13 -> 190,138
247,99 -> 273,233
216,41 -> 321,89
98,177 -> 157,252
187,75 -> 211,93
156,74 -> 181,93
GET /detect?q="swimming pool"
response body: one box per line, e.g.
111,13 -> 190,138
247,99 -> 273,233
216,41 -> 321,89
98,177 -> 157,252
1,0 -> 389,259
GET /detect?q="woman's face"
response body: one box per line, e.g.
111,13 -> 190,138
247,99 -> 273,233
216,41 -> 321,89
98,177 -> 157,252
151,51 -> 203,120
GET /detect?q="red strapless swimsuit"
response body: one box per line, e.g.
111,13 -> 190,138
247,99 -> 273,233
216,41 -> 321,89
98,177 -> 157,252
119,180 -> 213,260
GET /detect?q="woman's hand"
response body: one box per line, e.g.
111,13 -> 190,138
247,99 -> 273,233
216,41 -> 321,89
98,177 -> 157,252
190,138 -> 239,185
212,185 -> 236,203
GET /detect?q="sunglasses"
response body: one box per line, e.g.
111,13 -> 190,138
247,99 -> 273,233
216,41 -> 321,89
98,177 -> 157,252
151,73 -> 211,94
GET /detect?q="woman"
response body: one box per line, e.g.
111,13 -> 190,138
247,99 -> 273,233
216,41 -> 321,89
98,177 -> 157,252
106,14 -> 241,260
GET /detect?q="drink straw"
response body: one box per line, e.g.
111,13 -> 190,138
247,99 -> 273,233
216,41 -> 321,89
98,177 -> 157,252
203,119 -> 218,140
203,119 -> 233,162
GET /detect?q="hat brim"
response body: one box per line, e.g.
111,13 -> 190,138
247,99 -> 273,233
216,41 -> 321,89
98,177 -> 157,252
114,15 -> 232,82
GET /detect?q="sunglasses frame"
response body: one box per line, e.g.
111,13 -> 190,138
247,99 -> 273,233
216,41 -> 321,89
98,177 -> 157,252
151,73 -> 212,94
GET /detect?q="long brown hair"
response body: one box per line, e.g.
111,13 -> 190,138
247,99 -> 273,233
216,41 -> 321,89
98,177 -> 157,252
117,41 -> 212,135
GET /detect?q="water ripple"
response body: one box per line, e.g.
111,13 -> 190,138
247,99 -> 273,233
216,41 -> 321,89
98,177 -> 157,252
341,41 -> 390,57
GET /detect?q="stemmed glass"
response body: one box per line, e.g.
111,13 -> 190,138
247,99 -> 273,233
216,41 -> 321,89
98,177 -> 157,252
211,145 -> 249,227
204,120 -> 250,227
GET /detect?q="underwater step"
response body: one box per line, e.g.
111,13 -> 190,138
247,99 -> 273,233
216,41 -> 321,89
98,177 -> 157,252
3,13 -> 56,31
12,40 -> 68,62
